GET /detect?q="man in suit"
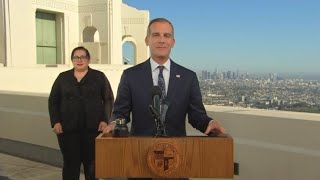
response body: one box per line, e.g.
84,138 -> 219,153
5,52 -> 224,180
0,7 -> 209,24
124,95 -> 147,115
105,17 -> 225,137
105,17 -> 226,180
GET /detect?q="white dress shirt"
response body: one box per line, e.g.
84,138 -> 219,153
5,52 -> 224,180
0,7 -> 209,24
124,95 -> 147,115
150,58 -> 170,95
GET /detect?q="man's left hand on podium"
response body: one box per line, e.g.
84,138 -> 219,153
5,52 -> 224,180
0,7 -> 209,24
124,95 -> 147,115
204,119 -> 226,136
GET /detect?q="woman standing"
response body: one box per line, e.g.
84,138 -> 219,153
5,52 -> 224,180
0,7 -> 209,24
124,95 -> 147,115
48,46 -> 114,180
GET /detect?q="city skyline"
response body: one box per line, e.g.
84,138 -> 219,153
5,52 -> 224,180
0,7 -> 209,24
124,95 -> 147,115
123,0 -> 320,74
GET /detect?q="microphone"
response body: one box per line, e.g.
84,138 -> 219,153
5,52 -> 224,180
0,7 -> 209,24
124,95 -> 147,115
150,86 -> 166,137
151,86 -> 162,116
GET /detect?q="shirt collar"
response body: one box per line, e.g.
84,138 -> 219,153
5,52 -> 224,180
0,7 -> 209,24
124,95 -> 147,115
150,58 -> 171,72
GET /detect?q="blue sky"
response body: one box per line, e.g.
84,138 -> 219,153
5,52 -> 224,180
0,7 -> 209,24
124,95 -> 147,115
123,0 -> 320,74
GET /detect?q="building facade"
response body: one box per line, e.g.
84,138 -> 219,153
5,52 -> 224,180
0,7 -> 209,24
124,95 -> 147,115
0,0 -> 149,67
0,0 -> 149,94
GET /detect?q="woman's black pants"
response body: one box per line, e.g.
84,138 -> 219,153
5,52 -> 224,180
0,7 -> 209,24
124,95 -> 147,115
58,131 -> 99,180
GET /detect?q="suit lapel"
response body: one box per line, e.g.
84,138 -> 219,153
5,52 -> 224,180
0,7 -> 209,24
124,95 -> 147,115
167,61 -> 178,104
141,59 -> 154,94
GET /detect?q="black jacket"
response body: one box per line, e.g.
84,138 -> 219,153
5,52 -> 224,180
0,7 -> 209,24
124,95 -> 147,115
48,67 -> 114,132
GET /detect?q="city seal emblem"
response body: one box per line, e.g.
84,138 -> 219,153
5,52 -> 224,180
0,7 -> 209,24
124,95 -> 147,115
147,142 -> 181,177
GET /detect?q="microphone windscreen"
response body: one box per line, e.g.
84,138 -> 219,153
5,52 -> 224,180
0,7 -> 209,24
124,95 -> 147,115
151,86 -> 162,98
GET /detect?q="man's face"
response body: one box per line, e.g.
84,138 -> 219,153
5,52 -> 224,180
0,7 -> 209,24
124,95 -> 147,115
71,50 -> 90,71
145,21 -> 175,63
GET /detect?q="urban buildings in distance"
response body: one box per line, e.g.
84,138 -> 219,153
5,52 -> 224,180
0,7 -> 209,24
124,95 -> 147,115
198,69 -> 320,114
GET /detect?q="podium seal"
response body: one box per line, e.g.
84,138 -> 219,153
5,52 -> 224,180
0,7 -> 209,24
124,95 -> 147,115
147,142 -> 181,177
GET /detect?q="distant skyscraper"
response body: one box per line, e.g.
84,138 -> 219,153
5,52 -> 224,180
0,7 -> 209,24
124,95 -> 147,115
201,70 -> 207,80
269,73 -> 277,82
236,68 -> 239,79
273,73 -> 277,81
222,72 -> 226,80
227,71 -> 232,79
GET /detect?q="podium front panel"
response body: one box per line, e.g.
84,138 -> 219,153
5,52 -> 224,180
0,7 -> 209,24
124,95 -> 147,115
95,134 -> 233,178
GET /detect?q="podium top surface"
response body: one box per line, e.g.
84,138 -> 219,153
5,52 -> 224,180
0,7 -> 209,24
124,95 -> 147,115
97,133 -> 232,139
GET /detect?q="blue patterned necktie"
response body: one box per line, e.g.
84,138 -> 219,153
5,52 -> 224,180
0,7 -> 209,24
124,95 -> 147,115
158,66 -> 166,102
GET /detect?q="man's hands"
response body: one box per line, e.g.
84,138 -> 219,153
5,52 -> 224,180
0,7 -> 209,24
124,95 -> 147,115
204,120 -> 226,135
54,120 -> 224,135
98,121 -> 108,132
103,122 -> 116,133
53,123 -> 63,134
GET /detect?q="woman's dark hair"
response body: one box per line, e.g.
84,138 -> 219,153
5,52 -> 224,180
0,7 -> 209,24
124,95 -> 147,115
71,46 -> 90,60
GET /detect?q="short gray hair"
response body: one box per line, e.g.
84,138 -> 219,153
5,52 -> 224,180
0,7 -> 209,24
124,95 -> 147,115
146,18 -> 174,38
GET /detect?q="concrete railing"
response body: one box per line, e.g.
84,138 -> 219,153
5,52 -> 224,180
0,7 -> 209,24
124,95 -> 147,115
204,106 -> 320,180
0,65 -> 129,94
1,72 -> 320,179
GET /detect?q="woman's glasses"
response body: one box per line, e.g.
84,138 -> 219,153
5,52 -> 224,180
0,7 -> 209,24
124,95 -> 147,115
72,55 -> 88,61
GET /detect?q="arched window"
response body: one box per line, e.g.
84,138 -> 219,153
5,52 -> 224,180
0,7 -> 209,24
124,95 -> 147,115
122,41 -> 135,65
83,26 -> 99,42
122,36 -> 137,65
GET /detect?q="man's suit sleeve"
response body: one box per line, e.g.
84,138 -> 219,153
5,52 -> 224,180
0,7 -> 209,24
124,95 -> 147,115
112,71 -> 132,123
187,73 -> 212,132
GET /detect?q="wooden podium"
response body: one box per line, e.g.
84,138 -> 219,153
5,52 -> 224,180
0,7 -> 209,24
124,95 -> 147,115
96,133 -> 233,179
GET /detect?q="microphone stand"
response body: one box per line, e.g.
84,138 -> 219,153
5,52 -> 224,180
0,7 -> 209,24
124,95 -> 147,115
159,102 -> 168,137
149,105 -> 167,137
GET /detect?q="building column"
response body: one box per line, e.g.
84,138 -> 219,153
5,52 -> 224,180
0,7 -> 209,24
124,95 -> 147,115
0,0 -> 6,66
107,0 -> 122,65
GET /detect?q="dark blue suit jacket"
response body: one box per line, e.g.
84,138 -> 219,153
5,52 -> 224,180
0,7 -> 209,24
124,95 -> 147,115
112,59 -> 212,136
